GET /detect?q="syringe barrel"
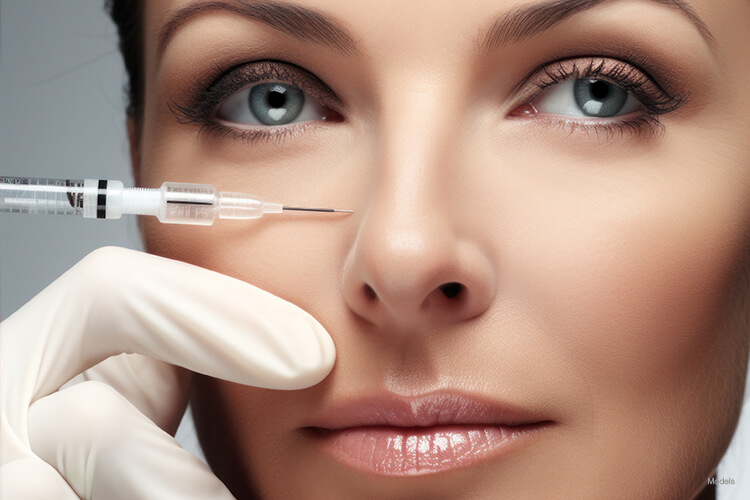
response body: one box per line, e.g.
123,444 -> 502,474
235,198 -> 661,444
159,182 -> 218,225
0,177 -> 131,219
0,176 -> 86,216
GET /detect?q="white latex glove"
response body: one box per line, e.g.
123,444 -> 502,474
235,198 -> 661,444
0,246 -> 336,499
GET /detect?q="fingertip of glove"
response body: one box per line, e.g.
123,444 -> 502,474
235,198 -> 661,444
276,320 -> 337,390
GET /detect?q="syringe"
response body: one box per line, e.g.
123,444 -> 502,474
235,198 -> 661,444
0,177 -> 353,225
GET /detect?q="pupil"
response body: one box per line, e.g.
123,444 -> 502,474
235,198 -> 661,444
267,90 -> 286,108
590,80 -> 610,100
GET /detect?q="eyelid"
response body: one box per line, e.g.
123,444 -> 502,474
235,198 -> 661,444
512,56 -> 685,116
215,61 -> 339,111
169,60 -> 343,126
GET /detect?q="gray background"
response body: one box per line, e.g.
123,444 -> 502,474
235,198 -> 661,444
0,0 -> 205,466
0,0 -> 747,496
1,0 -> 141,321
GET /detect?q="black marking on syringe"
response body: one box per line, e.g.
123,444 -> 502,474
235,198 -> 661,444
166,200 -> 214,205
97,179 -> 108,218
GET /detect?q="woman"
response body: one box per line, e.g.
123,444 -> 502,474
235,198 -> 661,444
4,0 -> 750,498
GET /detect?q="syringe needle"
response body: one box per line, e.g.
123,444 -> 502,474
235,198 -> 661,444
282,206 -> 354,213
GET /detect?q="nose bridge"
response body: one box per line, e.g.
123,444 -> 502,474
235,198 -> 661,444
377,72 -> 458,175
373,71 -> 458,222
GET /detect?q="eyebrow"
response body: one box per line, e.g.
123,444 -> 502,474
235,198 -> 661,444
157,0 -> 357,59
479,0 -> 715,53
157,0 -> 715,62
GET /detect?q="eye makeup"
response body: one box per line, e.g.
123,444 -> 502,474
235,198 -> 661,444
168,60 -> 344,144
509,56 -> 688,139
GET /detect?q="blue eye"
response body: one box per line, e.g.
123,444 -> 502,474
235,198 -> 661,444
508,57 -> 686,138
216,82 -> 329,127
532,78 -> 642,118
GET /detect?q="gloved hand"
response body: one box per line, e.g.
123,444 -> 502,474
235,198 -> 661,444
0,246 -> 336,499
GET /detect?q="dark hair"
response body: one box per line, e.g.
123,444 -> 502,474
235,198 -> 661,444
105,0 -> 144,121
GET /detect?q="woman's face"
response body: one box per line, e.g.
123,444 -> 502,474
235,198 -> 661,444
136,0 -> 750,498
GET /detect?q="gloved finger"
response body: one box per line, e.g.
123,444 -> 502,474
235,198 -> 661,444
62,353 -> 192,435
0,457 -> 80,500
2,245 -> 335,406
28,380 -> 236,500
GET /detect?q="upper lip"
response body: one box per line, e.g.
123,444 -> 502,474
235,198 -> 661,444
302,391 -> 550,430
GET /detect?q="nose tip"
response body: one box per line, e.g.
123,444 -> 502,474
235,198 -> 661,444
343,227 -> 496,329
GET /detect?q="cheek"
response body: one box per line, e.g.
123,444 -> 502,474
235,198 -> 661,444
509,158 -> 750,419
140,216 -> 348,315
549,207 -> 735,369
457,122 -> 750,404
472,147 -> 750,492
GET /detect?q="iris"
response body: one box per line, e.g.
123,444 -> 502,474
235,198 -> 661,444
248,83 -> 305,125
573,79 -> 628,117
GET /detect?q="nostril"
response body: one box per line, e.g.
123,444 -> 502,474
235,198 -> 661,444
363,284 -> 378,301
439,282 -> 464,299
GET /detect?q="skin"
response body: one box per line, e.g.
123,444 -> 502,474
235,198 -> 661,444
130,0 -> 750,498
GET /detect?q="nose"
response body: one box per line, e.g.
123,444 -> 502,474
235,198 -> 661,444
342,84 -> 496,334
342,212 -> 496,332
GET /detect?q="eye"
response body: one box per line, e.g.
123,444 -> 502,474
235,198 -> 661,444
527,78 -> 643,118
507,57 -> 686,138
216,82 -> 331,127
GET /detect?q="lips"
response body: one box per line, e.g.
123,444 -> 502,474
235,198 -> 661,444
302,391 -> 553,476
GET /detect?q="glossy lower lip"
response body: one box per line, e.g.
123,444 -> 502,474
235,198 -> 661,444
302,391 -> 553,476
310,422 -> 551,476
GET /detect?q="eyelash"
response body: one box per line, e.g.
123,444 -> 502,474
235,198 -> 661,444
518,56 -> 687,139
169,60 -> 341,145
171,56 -> 687,144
